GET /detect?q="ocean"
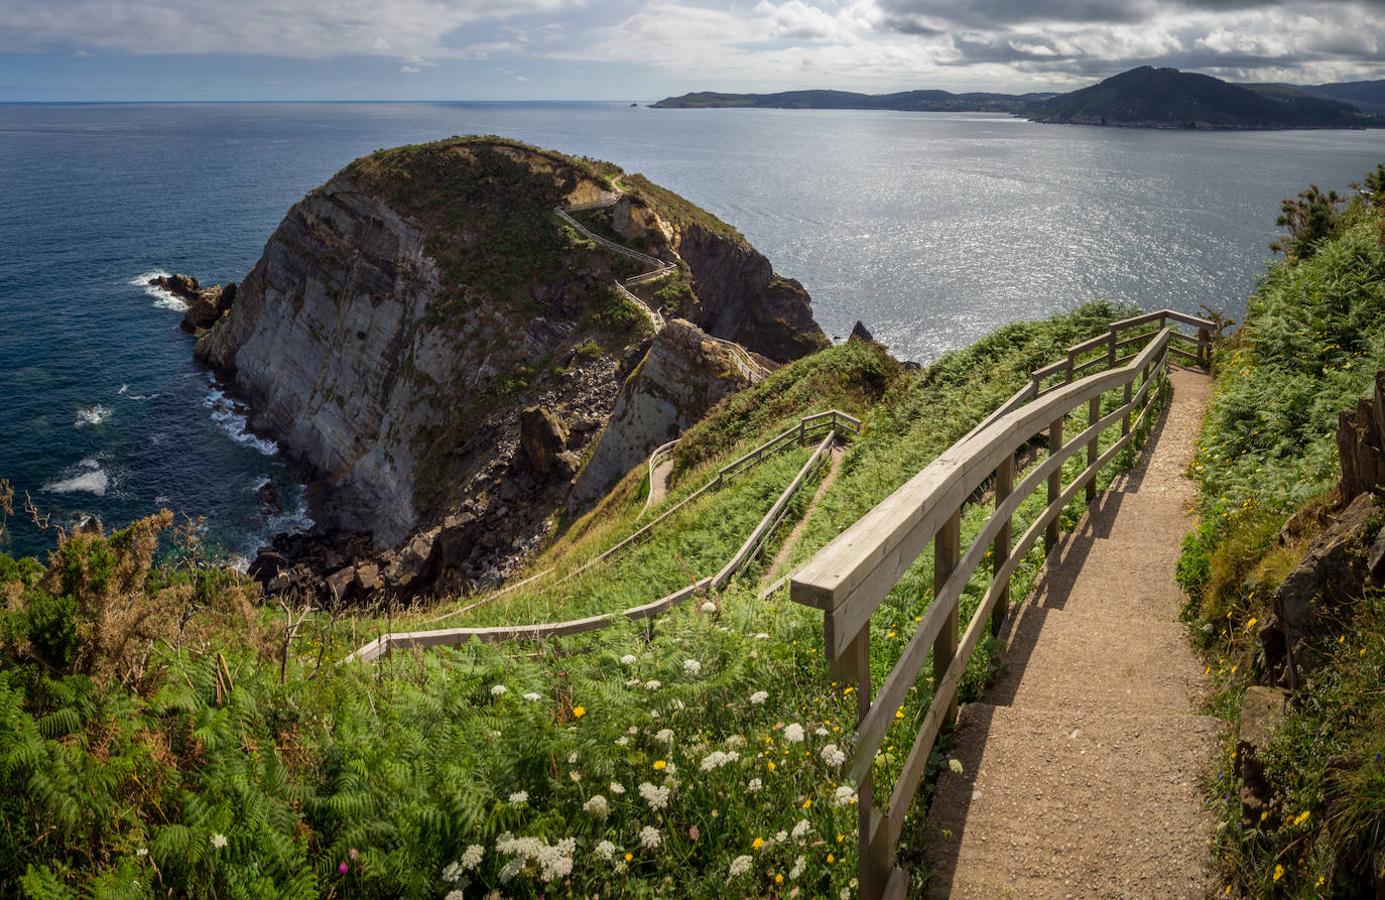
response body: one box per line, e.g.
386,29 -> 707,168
1,101 -> 1381,560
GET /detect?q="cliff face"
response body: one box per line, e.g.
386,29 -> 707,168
195,137 -> 826,599
571,319 -> 750,506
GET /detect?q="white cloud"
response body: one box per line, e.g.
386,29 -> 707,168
0,0 -> 586,58
400,64 -> 422,73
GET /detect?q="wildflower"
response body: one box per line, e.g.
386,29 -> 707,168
752,836 -> 765,850
639,782 -> 671,811
729,855 -> 754,877
776,873 -> 784,885
750,690 -> 769,705
442,862 -> 464,883
895,707 -> 905,720
815,727 -> 829,737
645,680 -> 662,691
1293,810 -> 1311,826
567,751 -> 579,764
948,758 -> 964,775
595,840 -> 617,862
747,778 -> 763,792
509,790 -> 529,806
446,893 -> 464,900
827,853 -> 835,864
461,844 -> 484,870
610,781 -> 627,795
701,601 -> 717,613
767,760 -> 777,771
652,759 -> 667,771
784,723 -> 805,743
700,750 -> 740,771
834,785 -> 856,807
616,736 -> 630,747
584,795 -> 610,818
135,848 -> 148,858
640,826 -> 662,849
791,819 -> 811,841
726,734 -> 746,748
683,659 -> 702,676
523,691 -> 542,702
491,684 -> 509,697
790,855 -> 806,880
339,861 -> 349,874
624,852 -> 633,863
1273,864 -> 1284,882
572,705 -> 586,718
802,799 -> 812,810
656,728 -> 675,743
821,744 -> 846,767
210,833 -> 228,849
755,632 -> 769,640
1246,617 -> 1257,629
621,654 -> 638,665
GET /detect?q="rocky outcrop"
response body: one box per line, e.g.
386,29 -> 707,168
850,320 -> 877,343
192,137 -> 824,604
1236,685 -> 1289,820
571,319 -> 750,507
608,195 -> 827,363
152,273 -> 238,331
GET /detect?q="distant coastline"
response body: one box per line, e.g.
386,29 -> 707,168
652,66 -> 1385,131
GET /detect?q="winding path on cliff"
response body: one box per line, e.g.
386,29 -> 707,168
922,366 -> 1218,898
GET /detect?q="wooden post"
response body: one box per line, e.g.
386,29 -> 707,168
992,454 -> 1013,635
1086,396 -> 1100,502
799,419 -> 806,445
1045,417 -> 1064,554
1065,353 -> 1075,384
1107,327 -> 1117,372
829,624 -> 890,899
1031,373 -> 1041,399
933,509 -> 962,725
1198,327 -> 1211,369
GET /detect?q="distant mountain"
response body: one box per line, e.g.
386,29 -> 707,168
1029,66 -> 1377,129
653,67 -> 1384,130
649,88 -> 1056,113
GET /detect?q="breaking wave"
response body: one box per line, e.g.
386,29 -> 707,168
203,386 -> 278,456
131,270 -> 188,312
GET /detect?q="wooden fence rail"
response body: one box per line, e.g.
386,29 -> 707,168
789,311 -> 1214,898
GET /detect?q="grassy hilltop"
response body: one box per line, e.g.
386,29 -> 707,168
0,299 -> 1152,898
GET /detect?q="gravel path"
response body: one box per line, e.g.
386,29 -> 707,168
923,367 -> 1219,899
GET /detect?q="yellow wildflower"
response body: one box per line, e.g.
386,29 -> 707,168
767,760 -> 777,771
752,837 -> 765,851
1246,617 -> 1257,629
652,759 -> 667,771
775,873 -> 784,885
802,799 -> 812,809
1273,864 -> 1284,882
572,705 -> 586,718
826,854 -> 835,864
624,852 -> 633,862
1293,810 -> 1311,826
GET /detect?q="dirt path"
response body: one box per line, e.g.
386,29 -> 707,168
646,457 -> 675,509
923,367 -> 1219,899
761,443 -> 846,588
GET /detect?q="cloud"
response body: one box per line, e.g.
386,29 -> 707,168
0,0 -> 586,58
400,64 -> 422,73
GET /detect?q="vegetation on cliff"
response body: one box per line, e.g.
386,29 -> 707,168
0,302 -> 1152,898
1177,164 -> 1385,896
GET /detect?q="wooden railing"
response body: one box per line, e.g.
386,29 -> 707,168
788,311 -> 1214,898
348,410 -> 862,661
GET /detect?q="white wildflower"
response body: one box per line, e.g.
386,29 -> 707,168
784,723 -> 805,743
948,758 -> 964,775
628,725 -> 639,734
834,785 -> 856,807
790,855 -> 806,880
725,734 -> 746,748
615,736 -> 630,747
791,819 -> 811,841
490,684 -> 509,697
820,743 -> 846,767
638,782 -> 671,811
461,844 -> 484,870
700,601 -> 717,613
523,691 -> 542,702
754,632 -> 769,640
775,830 -> 788,844
508,790 -> 529,806
747,777 -> 763,793
595,840 -> 617,862
445,892 -> 464,900
536,841 -> 575,882
584,794 -> 609,818
700,750 -> 741,771
624,677 -> 641,687
728,854 -> 754,878
620,654 -> 638,666
815,726 -> 829,737
683,659 -> 702,676
609,781 -> 626,795
655,728 -> 675,744
567,751 -> 579,764
569,771 -> 583,783
671,698 -> 686,711
442,861 -> 463,882
135,847 -> 148,858
750,690 -> 769,705
210,833 -> 227,849
644,680 -> 662,691
639,826 -> 662,849
495,834 -> 575,884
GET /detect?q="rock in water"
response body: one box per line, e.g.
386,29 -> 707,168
151,273 -> 200,300
850,320 -> 876,343
182,281 -> 237,331
193,137 -> 826,600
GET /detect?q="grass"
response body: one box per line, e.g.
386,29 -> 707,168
1176,175 -> 1385,897
0,300 -> 1172,899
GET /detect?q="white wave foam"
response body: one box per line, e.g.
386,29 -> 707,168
248,474 -> 272,492
118,384 -> 156,401
131,270 -> 188,312
45,463 -> 110,496
264,483 -> 314,536
74,405 -> 112,428
203,387 -> 278,456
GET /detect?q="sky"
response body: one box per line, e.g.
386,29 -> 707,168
1,0 -> 1384,101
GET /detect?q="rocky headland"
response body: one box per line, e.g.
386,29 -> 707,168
187,136 -> 827,604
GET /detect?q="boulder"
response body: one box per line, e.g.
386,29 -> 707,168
182,281 -> 237,331
1236,685 -> 1289,819
384,527 -> 440,592
325,566 -> 356,604
520,406 -> 571,477
1274,492 -> 1377,688
151,273 -> 200,301
850,320 -> 877,343
354,561 -> 382,593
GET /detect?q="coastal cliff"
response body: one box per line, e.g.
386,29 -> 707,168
193,137 -> 825,599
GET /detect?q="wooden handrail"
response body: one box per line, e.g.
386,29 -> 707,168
791,319 -> 1182,898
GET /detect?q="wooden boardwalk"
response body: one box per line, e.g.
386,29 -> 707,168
922,367 -> 1218,898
